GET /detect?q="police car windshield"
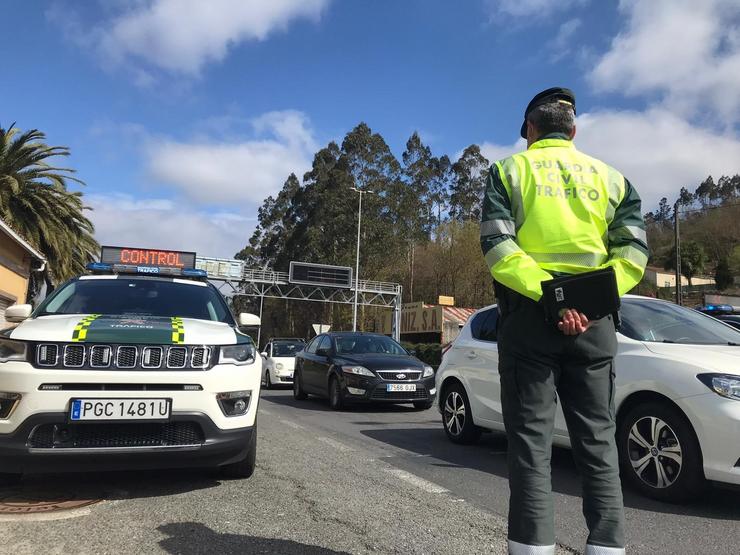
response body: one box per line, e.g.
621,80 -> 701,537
334,335 -> 408,355
37,277 -> 233,324
619,298 -> 740,345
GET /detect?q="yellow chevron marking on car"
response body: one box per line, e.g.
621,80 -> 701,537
71,314 -> 101,342
171,317 -> 185,344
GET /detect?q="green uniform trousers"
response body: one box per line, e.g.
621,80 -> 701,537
497,296 -> 625,551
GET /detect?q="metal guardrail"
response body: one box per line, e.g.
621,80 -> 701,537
196,257 -> 401,295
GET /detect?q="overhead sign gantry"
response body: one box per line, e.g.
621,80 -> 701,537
196,258 -> 403,342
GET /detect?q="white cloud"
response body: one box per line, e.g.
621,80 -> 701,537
87,193 -> 253,258
65,0 -> 329,75
476,109 -> 740,210
590,0 -> 740,126
478,139 -> 526,164
575,109 -> 740,208
147,110 -> 316,204
484,0 -> 587,19
548,18 -> 582,61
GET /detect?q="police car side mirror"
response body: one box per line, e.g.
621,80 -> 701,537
5,304 -> 32,322
238,313 -> 261,327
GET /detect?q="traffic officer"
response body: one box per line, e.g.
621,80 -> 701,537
480,87 -> 648,555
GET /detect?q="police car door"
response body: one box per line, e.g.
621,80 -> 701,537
462,308 -> 500,426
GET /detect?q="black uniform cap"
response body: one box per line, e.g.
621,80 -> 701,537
520,87 -> 576,138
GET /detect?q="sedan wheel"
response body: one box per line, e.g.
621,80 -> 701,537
442,382 -> 481,444
618,401 -> 704,502
627,416 -> 682,490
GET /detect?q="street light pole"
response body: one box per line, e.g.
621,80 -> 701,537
351,187 -> 373,331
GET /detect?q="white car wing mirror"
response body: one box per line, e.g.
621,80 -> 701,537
238,313 -> 261,327
5,304 -> 32,322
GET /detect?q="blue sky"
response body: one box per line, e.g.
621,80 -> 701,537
3,0 -> 739,257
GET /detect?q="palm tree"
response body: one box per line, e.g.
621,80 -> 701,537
0,123 -> 99,290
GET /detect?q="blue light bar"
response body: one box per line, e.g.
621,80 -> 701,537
182,268 -> 208,278
87,262 -> 113,272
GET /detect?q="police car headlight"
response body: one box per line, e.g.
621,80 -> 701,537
0,337 -> 27,363
219,344 -> 256,366
698,373 -> 740,401
422,365 -> 434,378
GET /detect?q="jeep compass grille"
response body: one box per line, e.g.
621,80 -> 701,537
33,344 -> 214,370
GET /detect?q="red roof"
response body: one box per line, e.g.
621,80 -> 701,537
443,306 -> 476,324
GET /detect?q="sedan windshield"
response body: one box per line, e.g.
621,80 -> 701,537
619,298 -> 740,345
334,335 -> 408,355
36,277 -> 234,324
272,342 -> 304,357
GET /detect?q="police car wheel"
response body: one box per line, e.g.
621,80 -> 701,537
293,370 -> 308,400
442,382 -> 481,445
220,424 -> 257,479
618,401 -> 704,502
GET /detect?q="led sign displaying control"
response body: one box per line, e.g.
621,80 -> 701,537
100,246 -> 197,269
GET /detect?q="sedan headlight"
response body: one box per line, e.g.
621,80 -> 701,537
422,365 -> 434,378
219,344 -> 256,366
342,365 -> 375,377
0,337 -> 27,363
697,373 -> 740,401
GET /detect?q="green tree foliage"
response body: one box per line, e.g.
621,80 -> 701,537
450,145 -> 489,222
664,240 -> 707,287
715,258 -> 734,291
0,124 -> 98,288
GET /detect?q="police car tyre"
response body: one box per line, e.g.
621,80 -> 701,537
617,401 -> 704,502
329,376 -> 345,411
413,400 -> 434,410
220,423 -> 257,479
293,370 -> 308,400
442,382 -> 482,444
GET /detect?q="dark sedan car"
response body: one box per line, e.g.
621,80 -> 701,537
293,332 -> 436,410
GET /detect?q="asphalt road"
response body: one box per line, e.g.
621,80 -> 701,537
1,388 -> 738,554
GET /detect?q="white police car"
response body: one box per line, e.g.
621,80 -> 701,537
0,246 -> 262,482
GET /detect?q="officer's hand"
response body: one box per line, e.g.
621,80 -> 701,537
557,309 -> 589,335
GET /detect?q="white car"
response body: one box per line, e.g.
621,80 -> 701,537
0,254 -> 262,482
435,295 -> 740,501
261,338 -> 304,388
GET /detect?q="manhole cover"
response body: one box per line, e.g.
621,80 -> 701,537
0,492 -> 100,514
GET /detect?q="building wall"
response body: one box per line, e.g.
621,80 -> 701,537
0,232 -> 32,305
644,268 -> 714,288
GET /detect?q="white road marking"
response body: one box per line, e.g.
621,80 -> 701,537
317,436 -> 355,452
384,468 -> 449,494
279,419 -> 304,430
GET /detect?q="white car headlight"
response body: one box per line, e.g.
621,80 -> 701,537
698,373 -> 740,401
422,365 -> 434,378
219,344 -> 256,366
0,337 -> 27,363
276,362 -> 284,370
342,365 -> 374,377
